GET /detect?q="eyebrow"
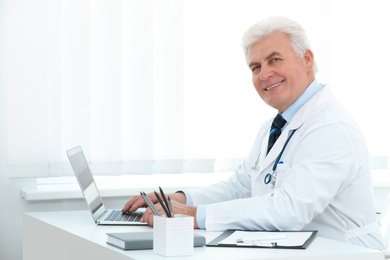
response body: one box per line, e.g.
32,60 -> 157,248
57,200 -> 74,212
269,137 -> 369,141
249,51 -> 282,68
266,51 -> 282,60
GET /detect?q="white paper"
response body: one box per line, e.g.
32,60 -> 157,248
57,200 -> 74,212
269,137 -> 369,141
218,231 -> 314,247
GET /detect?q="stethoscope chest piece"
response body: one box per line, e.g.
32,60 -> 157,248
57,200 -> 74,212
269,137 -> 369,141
264,173 -> 272,184
264,171 -> 277,188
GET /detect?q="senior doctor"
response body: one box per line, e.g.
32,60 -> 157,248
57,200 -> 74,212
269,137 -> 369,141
123,16 -> 385,249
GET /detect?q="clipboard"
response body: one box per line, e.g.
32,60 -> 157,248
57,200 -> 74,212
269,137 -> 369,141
206,230 -> 317,249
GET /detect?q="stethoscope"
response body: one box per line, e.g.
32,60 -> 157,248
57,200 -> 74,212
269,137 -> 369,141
252,129 -> 297,189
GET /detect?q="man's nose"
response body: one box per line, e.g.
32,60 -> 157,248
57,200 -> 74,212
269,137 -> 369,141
259,65 -> 273,81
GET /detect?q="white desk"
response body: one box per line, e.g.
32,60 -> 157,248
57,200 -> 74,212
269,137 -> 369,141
23,210 -> 384,260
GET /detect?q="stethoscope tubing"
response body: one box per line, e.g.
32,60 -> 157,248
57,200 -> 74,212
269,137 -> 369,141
264,129 -> 297,188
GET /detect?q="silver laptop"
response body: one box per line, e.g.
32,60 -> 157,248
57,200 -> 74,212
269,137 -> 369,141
67,146 -> 147,225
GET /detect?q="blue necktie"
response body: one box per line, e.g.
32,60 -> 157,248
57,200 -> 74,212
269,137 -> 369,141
267,114 -> 287,154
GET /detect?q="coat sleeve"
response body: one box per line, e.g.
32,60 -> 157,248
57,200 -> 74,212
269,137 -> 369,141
185,160 -> 252,206
185,121 -> 271,206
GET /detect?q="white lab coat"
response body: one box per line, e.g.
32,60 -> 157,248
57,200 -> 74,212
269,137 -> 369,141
187,86 -> 385,249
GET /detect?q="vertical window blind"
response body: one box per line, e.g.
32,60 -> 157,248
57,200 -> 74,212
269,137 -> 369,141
1,0 -> 389,179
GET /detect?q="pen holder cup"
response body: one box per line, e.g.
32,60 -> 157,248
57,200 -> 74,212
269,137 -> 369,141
153,214 -> 194,257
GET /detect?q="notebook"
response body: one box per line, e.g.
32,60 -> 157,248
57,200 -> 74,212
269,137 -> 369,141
67,146 -> 147,225
106,232 -> 206,250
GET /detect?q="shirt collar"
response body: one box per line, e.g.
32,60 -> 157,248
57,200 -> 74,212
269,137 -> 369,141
281,79 -> 324,124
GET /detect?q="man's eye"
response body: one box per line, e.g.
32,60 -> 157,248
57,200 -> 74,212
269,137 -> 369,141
252,65 -> 261,73
270,58 -> 281,63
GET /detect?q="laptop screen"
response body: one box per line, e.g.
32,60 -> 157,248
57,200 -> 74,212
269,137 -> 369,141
67,146 -> 104,215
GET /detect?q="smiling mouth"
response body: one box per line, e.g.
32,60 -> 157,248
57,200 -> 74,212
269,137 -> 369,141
265,80 -> 285,91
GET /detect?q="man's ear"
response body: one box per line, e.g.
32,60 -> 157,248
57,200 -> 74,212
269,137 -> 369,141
304,49 -> 314,71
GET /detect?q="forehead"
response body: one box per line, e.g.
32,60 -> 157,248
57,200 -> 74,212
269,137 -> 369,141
248,33 -> 293,62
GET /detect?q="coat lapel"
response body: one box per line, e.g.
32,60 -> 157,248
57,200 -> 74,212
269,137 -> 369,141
258,125 -> 293,173
258,86 -> 334,173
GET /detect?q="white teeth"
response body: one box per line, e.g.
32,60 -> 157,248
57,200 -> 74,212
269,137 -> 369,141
266,81 -> 283,91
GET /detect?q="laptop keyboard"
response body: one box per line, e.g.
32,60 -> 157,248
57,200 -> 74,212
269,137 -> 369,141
105,209 -> 143,222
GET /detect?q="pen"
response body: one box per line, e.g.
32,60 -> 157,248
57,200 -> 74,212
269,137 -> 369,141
236,234 -> 287,243
140,192 -> 153,214
159,186 -> 171,217
140,192 -> 161,216
143,192 -> 162,216
236,242 -> 278,247
154,191 -> 171,217
167,196 -> 174,218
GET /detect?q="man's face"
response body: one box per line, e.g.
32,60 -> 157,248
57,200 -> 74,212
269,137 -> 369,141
248,33 -> 314,112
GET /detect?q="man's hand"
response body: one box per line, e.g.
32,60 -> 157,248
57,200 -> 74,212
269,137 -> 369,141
141,199 -> 199,229
122,191 -> 187,213
122,191 -> 198,228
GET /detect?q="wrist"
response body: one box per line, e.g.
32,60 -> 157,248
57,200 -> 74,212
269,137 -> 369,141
174,191 -> 187,204
189,206 -> 199,229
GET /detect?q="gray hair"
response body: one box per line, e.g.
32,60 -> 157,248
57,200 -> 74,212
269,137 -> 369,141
242,16 -> 318,73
